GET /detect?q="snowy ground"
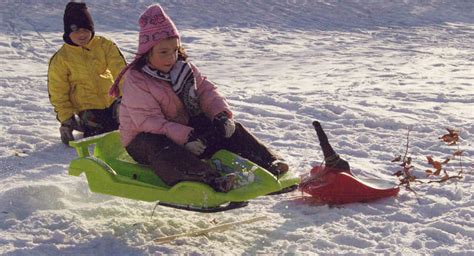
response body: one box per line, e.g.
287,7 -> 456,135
1,0 -> 473,255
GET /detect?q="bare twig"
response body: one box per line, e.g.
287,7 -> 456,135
154,216 -> 267,244
392,126 -> 469,194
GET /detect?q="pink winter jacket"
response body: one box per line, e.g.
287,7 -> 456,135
119,63 -> 232,147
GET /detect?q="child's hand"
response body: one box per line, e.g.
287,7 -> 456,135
184,130 -> 207,155
213,112 -> 236,138
59,117 -> 77,145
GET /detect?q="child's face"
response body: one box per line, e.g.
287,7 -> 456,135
69,28 -> 92,46
148,37 -> 179,73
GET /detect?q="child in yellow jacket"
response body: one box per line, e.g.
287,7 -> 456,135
48,2 -> 126,145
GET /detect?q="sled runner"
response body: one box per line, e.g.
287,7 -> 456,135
68,131 -> 300,212
299,121 -> 399,204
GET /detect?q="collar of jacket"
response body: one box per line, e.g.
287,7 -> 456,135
63,36 -> 98,51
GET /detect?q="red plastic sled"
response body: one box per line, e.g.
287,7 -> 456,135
299,166 -> 400,205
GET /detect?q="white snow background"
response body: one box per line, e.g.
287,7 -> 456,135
1,0 -> 473,255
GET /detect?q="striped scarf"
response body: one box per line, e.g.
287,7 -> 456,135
142,60 -> 201,117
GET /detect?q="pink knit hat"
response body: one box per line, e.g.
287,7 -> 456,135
109,4 -> 180,97
137,4 -> 180,54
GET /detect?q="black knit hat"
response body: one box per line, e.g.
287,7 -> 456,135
63,2 -> 94,45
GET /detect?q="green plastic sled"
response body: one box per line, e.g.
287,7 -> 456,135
68,131 -> 300,211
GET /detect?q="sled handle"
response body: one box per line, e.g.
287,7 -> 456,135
69,132 -> 111,157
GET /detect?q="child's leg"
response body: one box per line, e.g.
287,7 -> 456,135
221,123 -> 287,174
79,107 -> 119,137
187,114 -> 288,174
125,132 -> 221,186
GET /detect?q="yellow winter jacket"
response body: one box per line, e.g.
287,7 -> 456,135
48,36 -> 126,123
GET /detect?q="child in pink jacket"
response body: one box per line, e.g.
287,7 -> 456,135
110,4 -> 288,192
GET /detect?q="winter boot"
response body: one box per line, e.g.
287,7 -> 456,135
267,160 -> 289,176
211,173 -> 237,192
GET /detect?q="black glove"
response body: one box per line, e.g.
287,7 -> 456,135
59,117 -> 79,145
184,130 -> 207,156
213,112 -> 236,138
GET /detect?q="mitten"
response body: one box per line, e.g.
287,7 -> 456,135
184,130 -> 207,156
59,117 -> 76,145
213,112 -> 235,138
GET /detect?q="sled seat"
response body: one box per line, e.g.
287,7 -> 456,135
69,131 -> 168,188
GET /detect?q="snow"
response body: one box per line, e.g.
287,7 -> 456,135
1,0 -> 473,255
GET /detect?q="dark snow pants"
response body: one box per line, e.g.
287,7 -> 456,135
125,115 -> 283,186
78,98 -> 120,137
